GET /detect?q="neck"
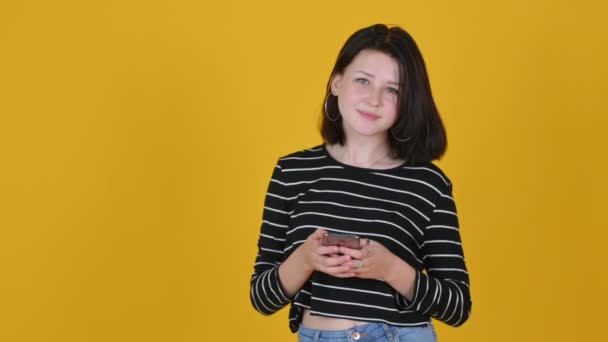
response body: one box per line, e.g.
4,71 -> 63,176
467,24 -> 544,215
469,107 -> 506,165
335,135 -> 391,168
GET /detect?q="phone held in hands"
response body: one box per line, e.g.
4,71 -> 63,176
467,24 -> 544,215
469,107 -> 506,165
322,232 -> 362,250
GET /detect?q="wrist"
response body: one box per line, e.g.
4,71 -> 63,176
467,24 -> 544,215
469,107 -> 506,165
384,254 -> 404,283
293,243 -> 315,274
384,256 -> 417,301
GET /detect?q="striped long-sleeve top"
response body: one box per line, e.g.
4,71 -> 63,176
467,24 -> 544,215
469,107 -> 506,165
250,145 -> 471,332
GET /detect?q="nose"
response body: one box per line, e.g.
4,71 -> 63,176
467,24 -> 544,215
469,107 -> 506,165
366,87 -> 383,107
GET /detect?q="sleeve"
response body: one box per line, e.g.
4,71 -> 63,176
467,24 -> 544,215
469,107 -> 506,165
395,182 -> 472,326
249,159 -> 293,315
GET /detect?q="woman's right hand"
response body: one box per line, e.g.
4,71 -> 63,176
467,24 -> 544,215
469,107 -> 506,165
278,228 -> 354,297
301,229 -> 355,278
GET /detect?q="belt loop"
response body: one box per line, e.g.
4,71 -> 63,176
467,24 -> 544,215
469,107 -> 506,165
381,323 -> 394,341
314,329 -> 321,342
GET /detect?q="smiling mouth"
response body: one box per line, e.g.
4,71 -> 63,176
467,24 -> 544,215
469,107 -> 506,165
358,110 -> 380,120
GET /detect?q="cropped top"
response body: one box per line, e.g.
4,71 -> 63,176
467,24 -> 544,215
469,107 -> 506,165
250,145 -> 471,332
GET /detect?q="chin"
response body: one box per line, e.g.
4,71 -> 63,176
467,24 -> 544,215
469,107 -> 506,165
357,124 -> 390,134
353,129 -> 389,138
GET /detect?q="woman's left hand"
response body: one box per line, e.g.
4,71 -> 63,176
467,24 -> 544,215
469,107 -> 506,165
337,239 -> 400,280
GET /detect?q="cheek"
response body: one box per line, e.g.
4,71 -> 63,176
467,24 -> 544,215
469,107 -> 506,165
346,85 -> 367,101
386,112 -> 399,126
384,101 -> 400,126
338,88 -> 364,111
384,97 -> 399,116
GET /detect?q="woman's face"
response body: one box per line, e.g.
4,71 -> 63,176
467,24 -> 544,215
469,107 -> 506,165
331,49 -> 401,141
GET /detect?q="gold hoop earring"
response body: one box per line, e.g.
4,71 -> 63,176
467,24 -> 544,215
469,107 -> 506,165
324,93 -> 340,122
390,128 -> 411,142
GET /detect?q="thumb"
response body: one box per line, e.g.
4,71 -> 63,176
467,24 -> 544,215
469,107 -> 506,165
311,228 -> 327,240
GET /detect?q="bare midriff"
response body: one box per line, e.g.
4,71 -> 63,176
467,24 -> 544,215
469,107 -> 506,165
301,309 -> 371,330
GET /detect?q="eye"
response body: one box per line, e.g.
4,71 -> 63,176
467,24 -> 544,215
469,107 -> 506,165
355,78 -> 369,85
387,87 -> 399,95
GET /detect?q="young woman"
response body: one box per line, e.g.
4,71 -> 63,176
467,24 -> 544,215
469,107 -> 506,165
250,24 -> 471,342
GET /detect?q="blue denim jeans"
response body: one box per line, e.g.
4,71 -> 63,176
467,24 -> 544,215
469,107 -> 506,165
298,322 -> 437,342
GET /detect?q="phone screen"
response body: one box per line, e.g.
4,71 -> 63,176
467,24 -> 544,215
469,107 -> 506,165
322,233 -> 361,249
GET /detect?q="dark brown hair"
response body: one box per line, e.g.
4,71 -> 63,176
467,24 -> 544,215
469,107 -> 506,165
321,24 -> 447,164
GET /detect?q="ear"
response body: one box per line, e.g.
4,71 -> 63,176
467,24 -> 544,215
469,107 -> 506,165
330,74 -> 342,95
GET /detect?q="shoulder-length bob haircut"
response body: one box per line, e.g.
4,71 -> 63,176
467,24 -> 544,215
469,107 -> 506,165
321,24 -> 447,165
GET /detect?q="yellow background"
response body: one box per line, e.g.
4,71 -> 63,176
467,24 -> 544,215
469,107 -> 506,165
1,0 -> 607,341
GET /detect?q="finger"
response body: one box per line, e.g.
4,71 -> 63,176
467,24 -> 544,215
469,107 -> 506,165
344,259 -> 367,272
316,245 -> 340,256
310,228 -> 327,240
359,238 -> 371,258
364,246 -> 372,258
337,246 -> 364,259
330,272 -> 357,278
359,237 -> 370,249
316,263 -> 352,275
318,254 -> 351,267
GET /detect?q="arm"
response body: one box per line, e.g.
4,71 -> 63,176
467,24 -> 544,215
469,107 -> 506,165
250,161 -> 352,314
394,183 -> 472,326
250,161 -> 293,315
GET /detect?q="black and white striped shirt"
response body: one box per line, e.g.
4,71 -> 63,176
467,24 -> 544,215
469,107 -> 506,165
250,145 -> 471,332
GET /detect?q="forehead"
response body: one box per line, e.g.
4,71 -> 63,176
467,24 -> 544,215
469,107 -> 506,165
345,49 -> 400,81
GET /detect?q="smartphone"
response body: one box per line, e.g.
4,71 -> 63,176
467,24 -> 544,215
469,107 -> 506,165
322,232 -> 362,249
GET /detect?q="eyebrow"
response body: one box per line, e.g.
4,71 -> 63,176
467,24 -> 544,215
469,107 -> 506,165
355,70 -> 400,86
